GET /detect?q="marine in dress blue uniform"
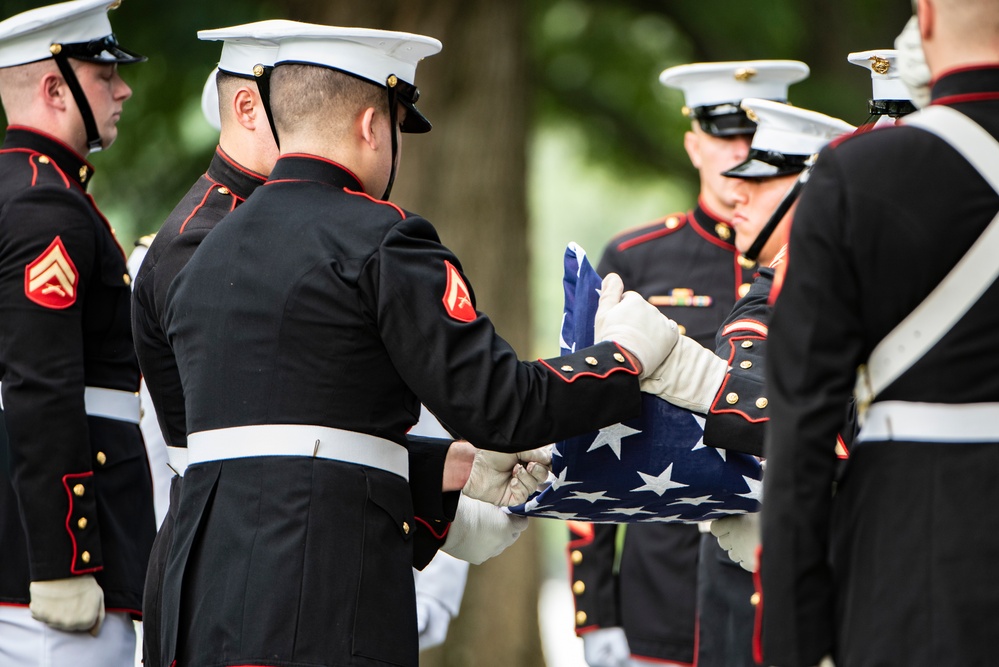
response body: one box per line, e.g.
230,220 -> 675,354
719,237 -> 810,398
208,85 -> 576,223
0,1 -> 153,663
152,25 -> 665,667
133,23 -> 470,667
762,13 -> 999,666
569,60 -> 807,667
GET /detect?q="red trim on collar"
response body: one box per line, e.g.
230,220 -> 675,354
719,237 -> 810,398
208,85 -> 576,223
932,91 -> 999,106
697,196 -> 730,225
216,146 -> 267,181
689,209 -> 738,251
280,152 -> 364,189
6,125 -> 94,171
344,188 -> 406,218
932,63 -> 999,85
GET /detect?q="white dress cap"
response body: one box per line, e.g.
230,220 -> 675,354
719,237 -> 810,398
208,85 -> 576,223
742,98 -> 855,157
0,0 -> 127,68
197,20 -> 310,131
273,25 -> 441,89
724,99 -> 854,179
659,60 -> 810,109
847,49 -> 911,101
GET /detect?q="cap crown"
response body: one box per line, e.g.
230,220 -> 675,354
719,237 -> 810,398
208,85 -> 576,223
743,98 -> 854,156
847,49 -> 911,101
659,60 -> 810,109
273,26 -> 441,88
0,0 -> 121,68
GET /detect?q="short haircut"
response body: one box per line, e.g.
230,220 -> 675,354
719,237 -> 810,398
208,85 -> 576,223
269,63 -> 386,140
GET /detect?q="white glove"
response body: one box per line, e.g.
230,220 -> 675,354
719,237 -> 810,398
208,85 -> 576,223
818,656 -> 836,667
582,626 -> 631,667
710,513 -> 761,572
416,595 -> 453,651
896,15 -> 932,108
462,446 -> 553,506
594,273 -> 678,378
29,575 -> 105,634
639,334 -> 728,413
441,495 -> 529,564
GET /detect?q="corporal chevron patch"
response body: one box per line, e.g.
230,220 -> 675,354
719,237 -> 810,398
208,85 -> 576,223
25,236 -> 78,309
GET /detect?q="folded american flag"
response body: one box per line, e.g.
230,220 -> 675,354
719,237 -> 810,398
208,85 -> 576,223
509,243 -> 762,522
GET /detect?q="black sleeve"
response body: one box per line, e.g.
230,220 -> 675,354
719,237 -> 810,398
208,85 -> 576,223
370,216 -> 643,452
0,187 -> 103,580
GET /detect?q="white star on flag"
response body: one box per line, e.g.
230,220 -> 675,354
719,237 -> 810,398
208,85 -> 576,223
738,475 -> 763,500
676,495 -> 721,506
587,423 -> 641,460
603,507 -> 656,517
551,466 -> 582,490
566,490 -> 616,504
632,463 -> 689,496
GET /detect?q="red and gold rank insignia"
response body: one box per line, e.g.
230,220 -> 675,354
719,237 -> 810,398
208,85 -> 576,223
442,260 -> 476,323
24,236 -> 78,309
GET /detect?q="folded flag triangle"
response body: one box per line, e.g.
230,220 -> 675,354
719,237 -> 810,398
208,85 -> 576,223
509,243 -> 762,522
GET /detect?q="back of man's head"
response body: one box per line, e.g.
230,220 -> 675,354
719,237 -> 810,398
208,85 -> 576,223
922,0 -> 999,66
270,64 -> 385,147
0,59 -> 52,120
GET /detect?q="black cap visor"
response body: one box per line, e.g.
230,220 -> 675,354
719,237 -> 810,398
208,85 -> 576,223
691,104 -> 757,137
869,98 -> 916,118
723,148 -> 810,179
57,34 -> 145,65
391,77 -> 430,133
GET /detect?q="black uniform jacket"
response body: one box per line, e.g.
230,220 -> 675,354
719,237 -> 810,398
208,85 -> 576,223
762,67 -> 999,667
133,149 -> 458,666
567,203 -> 755,663
0,127 -> 154,614
158,154 -> 642,667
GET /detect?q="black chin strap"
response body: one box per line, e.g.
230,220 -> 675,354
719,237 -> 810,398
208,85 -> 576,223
383,75 -> 401,201
253,65 -> 280,151
51,49 -> 102,153
741,164 -> 813,265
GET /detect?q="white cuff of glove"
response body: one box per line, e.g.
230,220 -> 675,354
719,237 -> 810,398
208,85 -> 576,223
462,445 -> 553,506
710,513 -> 761,572
29,574 -> 105,634
639,334 -> 728,413
594,273 -> 679,378
582,626 -> 631,667
442,495 -> 529,565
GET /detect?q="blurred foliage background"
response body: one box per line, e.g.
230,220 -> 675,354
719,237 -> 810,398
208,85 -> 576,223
1,1 -> 913,665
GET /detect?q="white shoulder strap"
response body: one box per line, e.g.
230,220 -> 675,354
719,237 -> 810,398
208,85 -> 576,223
856,106 -> 999,417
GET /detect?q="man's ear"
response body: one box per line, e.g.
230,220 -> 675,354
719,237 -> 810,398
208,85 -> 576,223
358,106 -> 380,150
683,130 -> 701,169
40,72 -> 68,111
232,86 -> 258,130
917,0 -> 933,41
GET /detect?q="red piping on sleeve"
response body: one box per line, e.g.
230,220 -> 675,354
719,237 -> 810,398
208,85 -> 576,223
414,515 -> 450,541
62,472 -> 102,575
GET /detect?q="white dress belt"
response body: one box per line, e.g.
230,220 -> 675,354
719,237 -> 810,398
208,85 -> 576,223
857,401 -> 999,443
0,383 -> 140,424
182,424 -> 409,480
